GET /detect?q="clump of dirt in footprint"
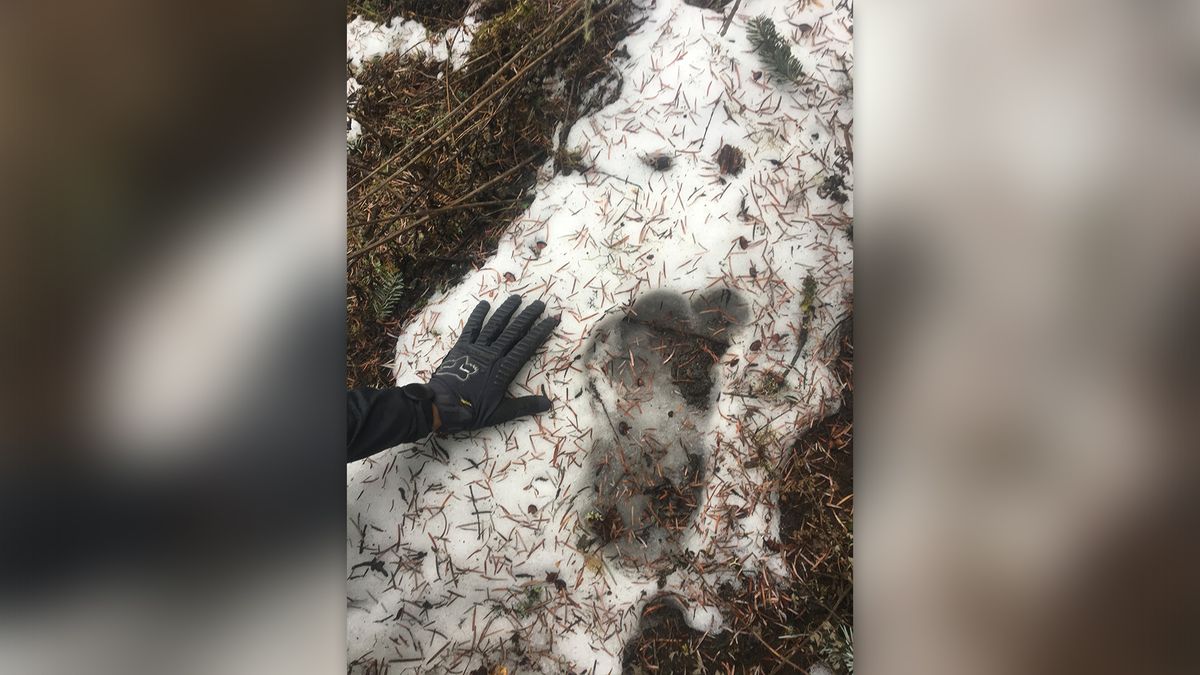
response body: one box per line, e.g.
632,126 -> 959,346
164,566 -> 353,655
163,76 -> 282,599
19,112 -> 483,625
716,143 -> 745,176
618,288 -> 749,408
582,288 -> 748,570
818,172 -> 850,205
643,153 -> 673,171
621,594 -> 785,674
621,596 -> 699,672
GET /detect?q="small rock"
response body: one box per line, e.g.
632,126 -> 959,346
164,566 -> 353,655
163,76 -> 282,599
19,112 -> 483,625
645,154 -> 672,171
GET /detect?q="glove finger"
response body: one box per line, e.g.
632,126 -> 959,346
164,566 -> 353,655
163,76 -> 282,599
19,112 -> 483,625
501,316 -> 558,377
488,395 -> 552,426
491,300 -> 546,354
479,295 -> 522,345
458,300 -> 491,345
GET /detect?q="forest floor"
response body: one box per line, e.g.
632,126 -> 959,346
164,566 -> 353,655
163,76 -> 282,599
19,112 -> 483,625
347,1 -> 852,672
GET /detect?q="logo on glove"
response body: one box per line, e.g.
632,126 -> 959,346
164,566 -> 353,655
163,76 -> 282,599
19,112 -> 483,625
437,355 -> 480,382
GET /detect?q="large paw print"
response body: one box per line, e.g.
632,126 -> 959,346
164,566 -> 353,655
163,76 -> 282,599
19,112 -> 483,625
580,288 -> 748,570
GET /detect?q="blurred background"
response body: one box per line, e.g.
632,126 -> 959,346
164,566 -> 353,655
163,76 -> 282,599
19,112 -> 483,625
0,1 -> 346,673
857,0 -> 1200,673
0,0 -> 1197,673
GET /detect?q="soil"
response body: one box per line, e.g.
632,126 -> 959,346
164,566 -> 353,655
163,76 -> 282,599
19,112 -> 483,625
624,317 -> 854,674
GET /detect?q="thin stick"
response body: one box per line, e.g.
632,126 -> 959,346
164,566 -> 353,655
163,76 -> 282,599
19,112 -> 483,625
719,0 -> 743,37
750,630 -> 807,673
348,156 -> 537,261
347,0 -> 591,195
350,200 -> 516,229
351,0 -> 622,205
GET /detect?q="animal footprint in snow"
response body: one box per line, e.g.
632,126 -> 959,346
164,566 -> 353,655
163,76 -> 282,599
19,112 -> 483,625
581,288 -> 748,570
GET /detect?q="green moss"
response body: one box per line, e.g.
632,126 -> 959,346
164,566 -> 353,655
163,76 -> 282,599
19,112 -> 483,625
554,146 -> 589,174
818,623 -> 855,674
800,273 -> 818,319
347,0 -> 472,25
752,371 -> 787,400
513,585 -> 543,616
752,426 -> 778,450
470,0 -> 548,59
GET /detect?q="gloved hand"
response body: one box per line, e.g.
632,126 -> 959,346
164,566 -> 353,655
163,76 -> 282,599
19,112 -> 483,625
424,295 -> 558,433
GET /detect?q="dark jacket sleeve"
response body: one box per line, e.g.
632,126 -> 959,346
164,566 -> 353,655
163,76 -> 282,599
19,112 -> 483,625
347,387 -> 436,463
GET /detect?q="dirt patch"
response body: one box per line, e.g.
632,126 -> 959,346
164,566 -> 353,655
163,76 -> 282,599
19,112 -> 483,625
616,288 -> 748,409
625,313 -> 854,674
348,0 -> 472,27
716,143 -> 746,176
621,594 -> 782,674
346,0 -> 632,387
581,289 -> 748,572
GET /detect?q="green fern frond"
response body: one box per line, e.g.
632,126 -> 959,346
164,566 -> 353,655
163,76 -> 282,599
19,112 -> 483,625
372,271 -> 406,320
747,15 -> 804,83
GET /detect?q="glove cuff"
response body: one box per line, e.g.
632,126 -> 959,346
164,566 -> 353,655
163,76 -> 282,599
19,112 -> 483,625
399,383 -> 437,437
426,379 -> 473,433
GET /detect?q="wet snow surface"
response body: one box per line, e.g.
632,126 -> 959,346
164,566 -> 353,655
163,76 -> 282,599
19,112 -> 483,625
347,0 -> 852,672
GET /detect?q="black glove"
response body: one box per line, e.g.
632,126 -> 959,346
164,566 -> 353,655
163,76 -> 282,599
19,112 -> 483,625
424,295 -> 558,433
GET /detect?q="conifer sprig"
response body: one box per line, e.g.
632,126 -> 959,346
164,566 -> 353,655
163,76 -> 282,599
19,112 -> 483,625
747,15 -> 804,82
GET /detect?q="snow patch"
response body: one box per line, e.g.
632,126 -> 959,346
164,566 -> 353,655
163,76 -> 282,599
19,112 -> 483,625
346,16 -> 432,73
684,603 -> 724,633
346,77 -> 363,146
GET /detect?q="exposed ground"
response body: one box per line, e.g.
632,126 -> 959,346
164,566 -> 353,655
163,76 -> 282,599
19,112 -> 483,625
622,316 -> 853,674
347,0 -> 632,387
